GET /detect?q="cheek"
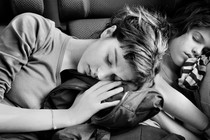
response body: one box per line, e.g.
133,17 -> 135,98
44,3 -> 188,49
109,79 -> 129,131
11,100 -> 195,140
77,51 -> 93,73
169,39 -> 180,54
170,52 -> 183,67
78,51 -> 102,73
169,40 -> 184,67
77,58 -> 85,73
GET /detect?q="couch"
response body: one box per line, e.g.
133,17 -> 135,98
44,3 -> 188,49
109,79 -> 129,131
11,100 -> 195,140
0,0 -> 196,39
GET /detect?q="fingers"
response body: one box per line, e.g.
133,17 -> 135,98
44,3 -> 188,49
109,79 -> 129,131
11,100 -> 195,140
86,81 -> 122,96
86,81 -> 112,93
80,81 -> 123,113
95,81 -> 122,96
97,83 -> 123,110
100,100 -> 121,109
99,86 -> 124,101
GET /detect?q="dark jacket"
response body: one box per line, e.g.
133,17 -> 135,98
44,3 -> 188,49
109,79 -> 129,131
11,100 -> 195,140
41,69 -> 186,140
42,69 -> 163,131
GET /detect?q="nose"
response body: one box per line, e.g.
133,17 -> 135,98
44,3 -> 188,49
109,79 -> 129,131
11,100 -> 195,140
97,67 -> 113,80
192,47 -> 203,57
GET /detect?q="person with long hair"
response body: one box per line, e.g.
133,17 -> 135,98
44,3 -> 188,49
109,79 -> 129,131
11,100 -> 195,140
152,1 -> 210,140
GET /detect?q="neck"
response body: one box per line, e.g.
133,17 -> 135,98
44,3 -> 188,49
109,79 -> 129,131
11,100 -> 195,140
60,38 -> 96,72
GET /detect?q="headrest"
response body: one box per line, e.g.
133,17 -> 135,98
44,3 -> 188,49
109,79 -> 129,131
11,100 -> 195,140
10,0 -> 44,16
0,0 -> 13,24
68,18 -> 109,39
58,0 -> 187,22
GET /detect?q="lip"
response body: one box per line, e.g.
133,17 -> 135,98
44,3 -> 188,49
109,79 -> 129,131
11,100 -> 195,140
86,65 -> 91,76
87,65 -> 98,78
184,52 -> 192,58
91,71 -> 96,78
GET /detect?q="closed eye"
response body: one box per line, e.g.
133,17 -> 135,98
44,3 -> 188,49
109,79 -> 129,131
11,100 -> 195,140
106,48 -> 117,67
106,55 -> 112,66
192,32 -> 203,43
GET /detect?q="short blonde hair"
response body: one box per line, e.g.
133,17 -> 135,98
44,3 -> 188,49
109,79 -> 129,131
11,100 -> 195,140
105,6 -> 170,87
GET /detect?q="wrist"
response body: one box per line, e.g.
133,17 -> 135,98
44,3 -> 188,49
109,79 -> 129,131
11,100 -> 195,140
52,109 -> 78,129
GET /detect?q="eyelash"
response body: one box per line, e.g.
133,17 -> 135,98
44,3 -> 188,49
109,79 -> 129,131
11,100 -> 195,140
106,55 -> 112,65
110,74 -> 121,81
192,33 -> 201,43
110,74 -> 116,80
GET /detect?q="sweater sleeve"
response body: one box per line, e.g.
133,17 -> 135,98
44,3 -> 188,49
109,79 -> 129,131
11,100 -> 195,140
0,13 -> 55,99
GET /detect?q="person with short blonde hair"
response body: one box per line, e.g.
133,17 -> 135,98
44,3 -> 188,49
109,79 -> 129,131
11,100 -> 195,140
0,6 -> 169,139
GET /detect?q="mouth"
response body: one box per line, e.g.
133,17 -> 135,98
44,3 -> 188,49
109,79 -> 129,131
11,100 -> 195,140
184,52 -> 192,59
86,65 -> 91,76
86,65 -> 98,78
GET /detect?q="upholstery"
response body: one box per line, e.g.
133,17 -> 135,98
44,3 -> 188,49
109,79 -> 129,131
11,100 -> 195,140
0,0 -> 44,33
57,0 -> 193,38
10,0 -> 44,16
0,0 -> 195,37
0,0 -> 13,32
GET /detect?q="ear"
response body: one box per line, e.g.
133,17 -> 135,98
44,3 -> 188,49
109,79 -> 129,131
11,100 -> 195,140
100,25 -> 117,38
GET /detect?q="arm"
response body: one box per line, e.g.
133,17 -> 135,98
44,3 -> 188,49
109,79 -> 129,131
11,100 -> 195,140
0,13 -> 59,132
154,74 -> 209,132
152,111 -> 202,140
0,13 -> 56,98
199,63 -> 210,119
0,13 -> 123,132
0,81 -> 122,132
199,63 -> 210,138
0,103 -> 60,132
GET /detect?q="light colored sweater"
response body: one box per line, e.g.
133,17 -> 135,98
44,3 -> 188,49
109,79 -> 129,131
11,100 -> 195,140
0,13 -> 71,109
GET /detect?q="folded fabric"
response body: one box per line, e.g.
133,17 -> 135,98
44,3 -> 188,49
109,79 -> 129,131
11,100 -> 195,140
52,124 -> 185,140
42,69 -> 164,131
178,51 -> 210,91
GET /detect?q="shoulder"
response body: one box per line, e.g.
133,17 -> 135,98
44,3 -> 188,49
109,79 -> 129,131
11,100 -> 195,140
10,12 -> 55,30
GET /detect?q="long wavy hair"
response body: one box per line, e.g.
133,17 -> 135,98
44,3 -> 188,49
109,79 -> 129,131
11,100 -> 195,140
169,1 -> 210,39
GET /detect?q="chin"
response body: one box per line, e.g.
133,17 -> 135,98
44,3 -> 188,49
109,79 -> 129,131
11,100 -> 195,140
77,66 -> 83,73
176,62 -> 182,67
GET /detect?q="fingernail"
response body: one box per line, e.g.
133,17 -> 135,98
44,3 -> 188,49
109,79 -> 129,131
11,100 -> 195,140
119,87 -> 124,91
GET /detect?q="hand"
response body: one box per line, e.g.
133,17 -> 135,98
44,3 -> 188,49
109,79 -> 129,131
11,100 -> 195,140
68,81 -> 123,124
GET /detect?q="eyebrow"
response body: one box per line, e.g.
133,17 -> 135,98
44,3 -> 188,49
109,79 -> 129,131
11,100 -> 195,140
114,48 -> 118,66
